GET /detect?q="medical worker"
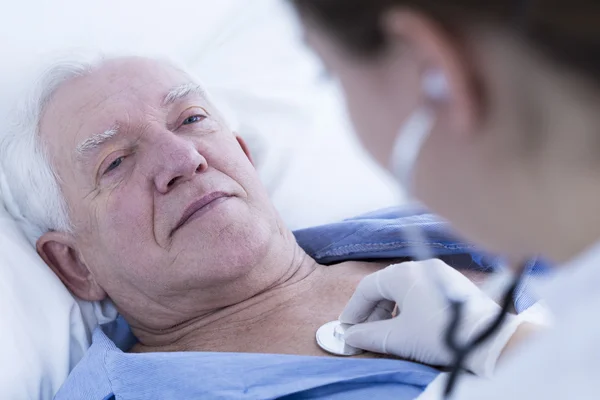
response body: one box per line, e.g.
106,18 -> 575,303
292,1 -> 600,398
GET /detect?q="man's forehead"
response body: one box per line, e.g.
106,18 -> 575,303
92,59 -> 199,104
51,58 -> 199,112
42,57 -> 207,161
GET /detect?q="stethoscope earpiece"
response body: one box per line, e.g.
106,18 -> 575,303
423,70 -> 450,102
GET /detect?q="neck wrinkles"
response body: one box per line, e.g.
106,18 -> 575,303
129,242 -> 322,351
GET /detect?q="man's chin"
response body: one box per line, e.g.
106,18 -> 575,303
173,197 -> 274,253
173,204 -> 274,267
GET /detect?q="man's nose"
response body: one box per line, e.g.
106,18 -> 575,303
152,136 -> 207,194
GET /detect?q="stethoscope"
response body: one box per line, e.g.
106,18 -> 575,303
386,219 -> 525,398
315,220 -> 525,399
441,267 -> 523,397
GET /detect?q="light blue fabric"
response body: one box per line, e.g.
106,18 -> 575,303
57,328 -> 439,400
55,207 -> 549,399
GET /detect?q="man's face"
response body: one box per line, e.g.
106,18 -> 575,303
40,57 -> 281,314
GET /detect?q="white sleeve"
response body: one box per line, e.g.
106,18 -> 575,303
416,299 -> 600,400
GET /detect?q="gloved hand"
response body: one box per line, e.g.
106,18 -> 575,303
340,259 -> 524,378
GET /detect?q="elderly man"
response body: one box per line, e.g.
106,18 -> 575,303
4,54 -> 390,356
0,54 -> 531,399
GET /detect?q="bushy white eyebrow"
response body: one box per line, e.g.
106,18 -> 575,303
75,126 -> 120,157
162,83 -> 206,106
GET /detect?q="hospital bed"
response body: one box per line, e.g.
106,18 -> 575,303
0,1 -> 403,398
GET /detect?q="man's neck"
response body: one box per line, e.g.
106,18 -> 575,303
129,240 -> 323,351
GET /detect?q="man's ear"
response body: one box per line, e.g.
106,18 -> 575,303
37,231 -> 107,301
235,134 -> 255,166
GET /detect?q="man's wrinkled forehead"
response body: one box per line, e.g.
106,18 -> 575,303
50,57 -> 199,113
42,57 -> 207,161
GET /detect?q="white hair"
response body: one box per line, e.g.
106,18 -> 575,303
0,49 -> 219,245
0,51 -> 108,244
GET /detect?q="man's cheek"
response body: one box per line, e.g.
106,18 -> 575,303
105,191 -> 149,241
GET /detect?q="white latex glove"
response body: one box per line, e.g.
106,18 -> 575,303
340,259 -> 524,378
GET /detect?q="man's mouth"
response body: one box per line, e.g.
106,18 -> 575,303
172,192 -> 232,234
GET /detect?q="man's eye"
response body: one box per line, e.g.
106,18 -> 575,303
182,115 -> 207,125
104,157 -> 124,175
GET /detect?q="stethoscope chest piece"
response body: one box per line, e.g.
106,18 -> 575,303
316,320 -> 364,356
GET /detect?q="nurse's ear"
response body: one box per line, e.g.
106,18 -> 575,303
382,9 -> 480,138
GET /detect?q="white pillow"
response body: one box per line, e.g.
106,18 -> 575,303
0,1 -> 403,398
0,196 -> 87,399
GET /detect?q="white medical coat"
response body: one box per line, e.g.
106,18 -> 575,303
421,241 -> 600,399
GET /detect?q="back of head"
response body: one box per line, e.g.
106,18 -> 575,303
293,0 -> 600,86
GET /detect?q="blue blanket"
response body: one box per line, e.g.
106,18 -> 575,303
55,208 -> 549,399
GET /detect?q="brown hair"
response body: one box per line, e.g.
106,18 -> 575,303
292,0 -> 600,79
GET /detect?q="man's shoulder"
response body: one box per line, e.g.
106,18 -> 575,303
293,207 -> 467,265
54,328 -> 116,400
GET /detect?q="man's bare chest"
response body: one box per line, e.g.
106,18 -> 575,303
236,261 -> 389,357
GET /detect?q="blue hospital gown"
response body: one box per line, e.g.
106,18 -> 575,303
56,327 -> 439,399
